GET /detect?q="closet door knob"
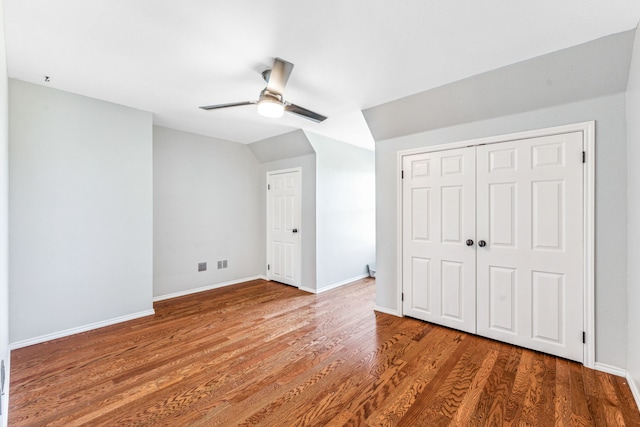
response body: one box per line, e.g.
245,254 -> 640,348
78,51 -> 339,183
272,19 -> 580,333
466,239 -> 474,246
478,240 -> 487,247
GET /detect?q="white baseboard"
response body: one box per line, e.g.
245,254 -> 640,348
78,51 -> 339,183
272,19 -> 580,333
627,371 -> 640,411
316,274 -> 370,294
9,309 -> 156,350
374,305 -> 402,317
594,362 -> 627,377
153,275 -> 267,302
297,274 -> 371,295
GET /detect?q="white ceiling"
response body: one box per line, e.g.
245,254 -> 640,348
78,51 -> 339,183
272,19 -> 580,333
4,1 -> 640,150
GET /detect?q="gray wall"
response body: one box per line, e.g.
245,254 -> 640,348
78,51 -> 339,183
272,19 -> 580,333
0,1 -> 9,423
8,80 -> 154,344
306,132 -> 376,289
153,126 -> 262,298
259,154 -> 317,291
626,26 -> 640,399
373,93 -> 628,368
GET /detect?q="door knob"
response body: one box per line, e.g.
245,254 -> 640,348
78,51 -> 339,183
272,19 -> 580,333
478,240 -> 487,247
466,239 -> 474,246
292,228 -> 298,233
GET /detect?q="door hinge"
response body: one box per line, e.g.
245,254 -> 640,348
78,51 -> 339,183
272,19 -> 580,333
401,292 -> 404,301
267,264 -> 270,271
582,151 -> 586,163
582,331 -> 586,343
401,170 -> 404,179
268,184 -> 271,190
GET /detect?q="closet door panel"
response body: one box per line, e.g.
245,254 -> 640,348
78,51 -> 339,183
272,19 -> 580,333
476,132 -> 584,362
402,147 -> 476,333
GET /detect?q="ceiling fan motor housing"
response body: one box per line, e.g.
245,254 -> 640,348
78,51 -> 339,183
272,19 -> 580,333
259,89 -> 283,104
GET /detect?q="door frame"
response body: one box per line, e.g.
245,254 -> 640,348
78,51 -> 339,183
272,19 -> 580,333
396,121 -> 595,367
266,167 -> 302,287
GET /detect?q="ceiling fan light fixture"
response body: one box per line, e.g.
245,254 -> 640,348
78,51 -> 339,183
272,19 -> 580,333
257,98 -> 285,118
200,58 -> 326,122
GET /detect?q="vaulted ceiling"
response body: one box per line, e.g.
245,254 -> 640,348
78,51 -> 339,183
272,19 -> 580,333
4,1 -> 640,150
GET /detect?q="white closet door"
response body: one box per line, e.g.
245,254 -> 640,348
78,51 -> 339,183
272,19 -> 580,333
476,132 -> 584,361
402,147 -> 476,334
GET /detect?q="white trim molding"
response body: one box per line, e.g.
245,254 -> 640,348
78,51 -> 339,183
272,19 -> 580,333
298,274 -> 371,294
396,121 -> 596,368
10,309 -> 156,350
317,274 -> 370,293
583,121 -> 596,369
594,362 -> 627,377
153,275 -> 267,302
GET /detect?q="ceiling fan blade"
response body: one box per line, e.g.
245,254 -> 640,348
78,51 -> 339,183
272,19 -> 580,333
199,101 -> 255,110
266,58 -> 294,95
285,103 -> 327,123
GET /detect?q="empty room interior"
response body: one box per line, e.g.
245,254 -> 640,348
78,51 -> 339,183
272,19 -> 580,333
1,1 -> 640,425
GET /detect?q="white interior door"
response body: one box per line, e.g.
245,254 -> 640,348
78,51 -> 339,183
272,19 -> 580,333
267,169 -> 301,287
476,132 -> 584,361
402,147 -> 476,334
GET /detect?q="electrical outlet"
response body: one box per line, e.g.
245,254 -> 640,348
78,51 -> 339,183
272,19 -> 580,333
223,260 -> 228,268
198,262 -> 207,272
217,261 -> 223,269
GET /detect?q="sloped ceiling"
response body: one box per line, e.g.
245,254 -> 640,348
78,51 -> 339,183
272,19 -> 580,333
4,1 -> 640,149
248,129 -> 313,163
362,30 -> 636,141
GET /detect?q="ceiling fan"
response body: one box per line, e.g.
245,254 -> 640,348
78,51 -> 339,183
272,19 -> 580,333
199,58 -> 327,123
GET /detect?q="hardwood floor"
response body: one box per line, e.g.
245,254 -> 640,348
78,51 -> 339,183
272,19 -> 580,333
9,278 -> 640,426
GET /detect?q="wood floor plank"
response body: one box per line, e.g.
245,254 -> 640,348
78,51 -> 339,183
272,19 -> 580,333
465,344 -> 520,426
421,338 -> 495,425
361,324 -> 464,425
448,346 -> 499,425
9,278 -> 640,426
394,334 -> 475,426
613,375 -> 640,426
583,362 -> 609,426
569,360 -> 596,426
336,327 -> 438,422
239,329 -> 415,426
554,358 -> 573,427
